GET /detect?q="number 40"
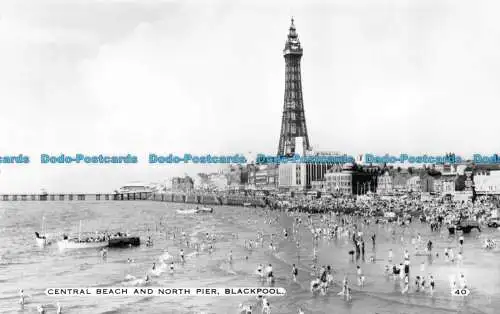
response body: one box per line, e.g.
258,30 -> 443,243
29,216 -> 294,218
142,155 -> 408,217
453,289 -> 470,296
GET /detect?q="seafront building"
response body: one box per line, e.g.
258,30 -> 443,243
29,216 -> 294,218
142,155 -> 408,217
171,176 -> 194,192
377,171 -> 393,195
117,182 -> 155,193
323,164 -> 377,196
247,164 -> 278,191
278,137 -> 307,191
474,170 -> 500,195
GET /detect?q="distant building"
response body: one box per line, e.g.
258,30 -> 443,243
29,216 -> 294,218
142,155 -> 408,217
171,176 -> 194,192
248,164 -> 278,191
419,174 -> 435,193
118,182 -> 153,193
279,163 -> 305,191
324,163 -> 376,196
474,170 -> 500,195
406,176 -> 422,193
377,171 -> 393,195
433,178 -> 443,194
208,173 -> 228,191
304,150 -> 345,189
441,173 -> 456,195
324,171 -> 351,195
224,165 -> 249,186
310,180 -> 326,191
278,137 -> 307,191
194,173 -> 209,190
277,137 -> 348,191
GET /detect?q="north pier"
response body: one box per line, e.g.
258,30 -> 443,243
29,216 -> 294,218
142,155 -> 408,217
0,192 -> 267,207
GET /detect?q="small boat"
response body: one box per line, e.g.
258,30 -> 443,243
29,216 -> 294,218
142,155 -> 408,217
198,207 -> 214,213
58,220 -> 107,250
448,219 -> 481,234
35,216 -> 49,247
35,232 -> 47,247
108,236 -> 141,248
243,203 -> 252,207
57,236 -> 108,250
176,209 -> 198,215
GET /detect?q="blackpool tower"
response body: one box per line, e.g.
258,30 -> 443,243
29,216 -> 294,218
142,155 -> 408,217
277,18 -> 310,156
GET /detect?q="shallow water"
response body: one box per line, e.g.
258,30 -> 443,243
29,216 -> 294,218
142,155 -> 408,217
0,202 -> 499,313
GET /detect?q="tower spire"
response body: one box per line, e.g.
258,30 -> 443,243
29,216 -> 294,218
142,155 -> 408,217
277,19 -> 310,156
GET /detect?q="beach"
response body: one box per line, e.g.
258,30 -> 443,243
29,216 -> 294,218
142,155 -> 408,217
0,201 -> 499,313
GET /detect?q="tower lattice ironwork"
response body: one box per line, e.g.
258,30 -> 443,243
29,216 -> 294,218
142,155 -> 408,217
277,18 -> 310,156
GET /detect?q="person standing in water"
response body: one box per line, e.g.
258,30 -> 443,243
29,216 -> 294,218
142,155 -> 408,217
18,289 -> 24,306
357,266 -> 365,287
180,249 -> 185,263
266,264 -> 274,284
341,276 -> 351,301
257,264 -> 264,279
292,264 -> 298,282
415,276 -> 421,292
361,241 -> 366,260
459,273 -> 467,289
262,297 -> 271,314
402,274 -> 410,294
429,274 -> 435,295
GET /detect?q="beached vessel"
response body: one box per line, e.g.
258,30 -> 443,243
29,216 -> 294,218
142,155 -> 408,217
57,220 -> 107,250
448,219 -> 481,234
108,236 -> 141,248
58,233 -> 141,250
35,216 -> 49,247
57,237 -> 108,250
198,207 -> 214,213
35,232 -> 47,247
176,207 -> 214,214
176,209 -> 198,214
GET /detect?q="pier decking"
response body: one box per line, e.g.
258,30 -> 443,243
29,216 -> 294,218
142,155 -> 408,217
0,192 -> 267,207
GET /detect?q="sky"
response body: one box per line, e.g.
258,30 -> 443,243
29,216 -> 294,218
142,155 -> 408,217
0,0 -> 500,193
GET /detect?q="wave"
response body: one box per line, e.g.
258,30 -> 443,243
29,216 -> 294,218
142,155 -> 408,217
121,275 -> 149,287
150,262 -> 169,277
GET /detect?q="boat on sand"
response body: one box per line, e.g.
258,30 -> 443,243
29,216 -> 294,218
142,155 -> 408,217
176,207 -> 214,214
35,232 -> 48,247
198,207 -> 214,213
57,236 -> 108,250
176,209 -> 198,215
35,216 -> 50,247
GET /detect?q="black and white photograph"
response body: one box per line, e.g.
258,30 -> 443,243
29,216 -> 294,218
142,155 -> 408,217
0,0 -> 499,313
